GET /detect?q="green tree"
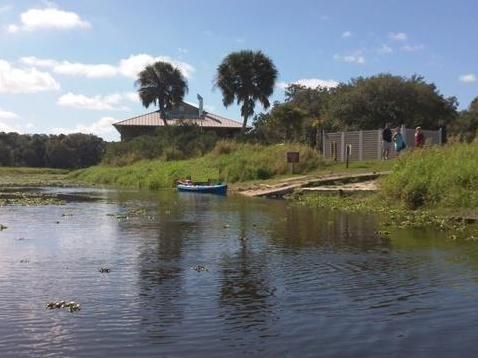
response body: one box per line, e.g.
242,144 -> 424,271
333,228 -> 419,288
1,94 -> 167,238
323,74 -> 457,130
449,96 -> 478,142
215,50 -> 278,133
136,61 -> 188,125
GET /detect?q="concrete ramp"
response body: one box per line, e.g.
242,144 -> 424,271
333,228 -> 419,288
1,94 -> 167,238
239,171 -> 390,198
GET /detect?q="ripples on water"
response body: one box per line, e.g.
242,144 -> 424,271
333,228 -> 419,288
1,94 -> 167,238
1,188 -> 478,357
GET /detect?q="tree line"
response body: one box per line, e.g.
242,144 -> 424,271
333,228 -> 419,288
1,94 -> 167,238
0,133 -> 105,168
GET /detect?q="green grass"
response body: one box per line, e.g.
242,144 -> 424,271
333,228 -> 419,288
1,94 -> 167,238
71,141 -> 323,190
0,167 -> 70,186
381,143 -> 478,209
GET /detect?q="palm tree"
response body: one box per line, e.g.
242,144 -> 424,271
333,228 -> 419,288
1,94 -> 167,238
135,61 -> 188,125
215,50 -> 278,133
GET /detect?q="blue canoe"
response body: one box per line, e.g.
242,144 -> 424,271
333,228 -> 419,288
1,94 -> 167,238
176,183 -> 228,195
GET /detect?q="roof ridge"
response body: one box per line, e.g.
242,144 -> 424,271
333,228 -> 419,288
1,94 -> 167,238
113,110 -> 160,125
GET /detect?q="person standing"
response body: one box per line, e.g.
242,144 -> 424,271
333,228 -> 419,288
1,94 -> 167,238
382,123 -> 393,160
393,127 -> 406,155
415,126 -> 425,148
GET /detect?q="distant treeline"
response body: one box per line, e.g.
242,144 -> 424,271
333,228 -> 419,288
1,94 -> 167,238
0,132 -> 105,169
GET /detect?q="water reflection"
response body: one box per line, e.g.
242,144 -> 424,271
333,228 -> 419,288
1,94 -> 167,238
2,188 -> 478,357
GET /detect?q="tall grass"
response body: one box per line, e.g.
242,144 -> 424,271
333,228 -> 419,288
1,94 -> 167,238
380,143 -> 478,209
71,141 -> 322,189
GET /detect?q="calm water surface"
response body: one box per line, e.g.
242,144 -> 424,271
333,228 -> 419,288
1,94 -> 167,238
1,187 -> 478,357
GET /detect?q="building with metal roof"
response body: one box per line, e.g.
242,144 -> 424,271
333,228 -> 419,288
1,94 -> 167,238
113,100 -> 243,140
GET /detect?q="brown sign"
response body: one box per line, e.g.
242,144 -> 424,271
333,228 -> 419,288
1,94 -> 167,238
287,152 -> 300,163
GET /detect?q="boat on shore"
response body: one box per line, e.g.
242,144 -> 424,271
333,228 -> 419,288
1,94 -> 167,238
176,180 -> 228,195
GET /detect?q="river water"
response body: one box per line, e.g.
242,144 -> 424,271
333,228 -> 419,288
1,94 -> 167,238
1,187 -> 478,357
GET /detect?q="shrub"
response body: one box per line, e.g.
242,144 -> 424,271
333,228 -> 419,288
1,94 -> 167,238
102,125 -> 218,165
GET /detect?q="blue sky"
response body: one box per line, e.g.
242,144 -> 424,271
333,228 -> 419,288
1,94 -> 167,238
0,0 -> 477,141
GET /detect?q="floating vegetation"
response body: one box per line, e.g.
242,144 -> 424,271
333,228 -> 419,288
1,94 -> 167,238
192,265 -> 208,272
20,259 -> 30,263
46,301 -> 81,312
0,224 -> 7,230
0,191 -> 65,206
294,194 -> 478,242
223,224 -> 230,228
99,267 -> 111,273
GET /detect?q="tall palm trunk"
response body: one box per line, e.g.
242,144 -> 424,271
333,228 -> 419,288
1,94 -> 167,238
241,114 -> 248,134
159,103 -> 168,126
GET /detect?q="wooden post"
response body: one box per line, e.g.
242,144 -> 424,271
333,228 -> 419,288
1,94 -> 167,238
345,145 -> 351,168
377,130 -> 382,160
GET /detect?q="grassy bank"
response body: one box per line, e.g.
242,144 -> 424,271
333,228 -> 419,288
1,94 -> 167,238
71,141 -> 322,190
0,167 -> 70,186
381,143 -> 478,209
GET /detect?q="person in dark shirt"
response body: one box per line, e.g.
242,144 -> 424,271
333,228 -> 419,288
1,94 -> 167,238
382,123 -> 393,160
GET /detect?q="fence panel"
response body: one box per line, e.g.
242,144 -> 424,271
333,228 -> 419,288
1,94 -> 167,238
323,127 -> 442,162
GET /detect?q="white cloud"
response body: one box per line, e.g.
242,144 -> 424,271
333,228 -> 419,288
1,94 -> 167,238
400,44 -> 424,52
342,31 -> 352,38
21,57 -> 117,78
459,74 -> 476,83
0,107 -> 21,133
377,44 -> 393,54
50,116 -> 119,140
0,107 -> 19,120
124,92 -> 140,103
0,120 -> 21,133
0,59 -> 60,93
389,32 -> 407,41
8,7 -> 90,33
278,78 -> 339,90
334,53 -> 365,64
118,53 -> 195,79
57,92 -> 138,110
6,24 -> 19,33
21,53 -> 195,79
178,47 -> 189,54
235,37 -> 245,43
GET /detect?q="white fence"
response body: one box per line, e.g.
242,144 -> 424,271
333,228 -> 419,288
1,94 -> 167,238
322,126 -> 442,162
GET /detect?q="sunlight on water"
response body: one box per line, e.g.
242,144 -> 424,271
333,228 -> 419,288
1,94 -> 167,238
1,188 -> 478,357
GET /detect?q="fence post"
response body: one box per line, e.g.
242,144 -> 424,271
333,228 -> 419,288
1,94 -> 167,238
438,128 -> 443,145
359,130 -> 363,161
340,131 -> 345,162
377,130 -> 382,160
322,130 -> 326,155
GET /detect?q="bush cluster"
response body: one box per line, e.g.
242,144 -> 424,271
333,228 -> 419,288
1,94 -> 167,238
102,126 -> 218,165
